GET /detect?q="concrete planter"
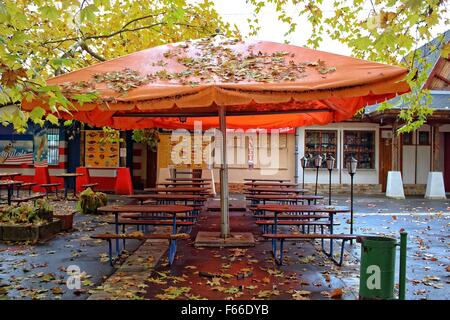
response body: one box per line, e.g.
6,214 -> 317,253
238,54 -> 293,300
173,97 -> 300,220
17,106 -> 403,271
54,212 -> 74,231
386,171 -> 405,199
425,172 -> 447,199
0,219 -> 61,243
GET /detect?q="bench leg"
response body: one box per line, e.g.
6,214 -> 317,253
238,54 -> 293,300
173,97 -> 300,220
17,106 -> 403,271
271,224 -> 276,255
323,239 -> 347,266
339,240 -> 346,266
108,239 -> 113,266
272,239 -> 284,266
122,224 -> 126,249
168,239 -> 177,265
320,225 -> 325,249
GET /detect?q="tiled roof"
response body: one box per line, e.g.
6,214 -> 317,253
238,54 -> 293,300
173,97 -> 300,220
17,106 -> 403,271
365,30 -> 449,115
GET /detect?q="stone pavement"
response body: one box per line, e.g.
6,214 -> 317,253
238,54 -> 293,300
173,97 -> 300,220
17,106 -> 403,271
88,238 -> 168,300
1,194 -> 448,300
115,194 -> 449,300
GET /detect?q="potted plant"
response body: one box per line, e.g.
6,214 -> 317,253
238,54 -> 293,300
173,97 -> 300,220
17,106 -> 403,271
33,198 -> 54,222
76,187 -> 108,214
0,202 -> 61,242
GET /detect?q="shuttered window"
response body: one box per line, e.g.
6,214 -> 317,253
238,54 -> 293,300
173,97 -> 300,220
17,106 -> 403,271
47,128 -> 60,165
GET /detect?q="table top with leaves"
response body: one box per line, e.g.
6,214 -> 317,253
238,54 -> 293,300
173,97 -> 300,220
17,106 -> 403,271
128,194 -> 207,201
255,204 -> 350,213
97,204 -> 194,213
247,194 -> 323,200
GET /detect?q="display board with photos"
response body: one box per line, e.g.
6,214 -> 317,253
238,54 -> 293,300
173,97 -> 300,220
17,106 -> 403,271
304,130 -> 337,168
84,130 -> 120,168
343,130 -> 375,169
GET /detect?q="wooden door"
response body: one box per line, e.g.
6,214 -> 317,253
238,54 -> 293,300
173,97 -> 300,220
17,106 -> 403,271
444,133 -> 450,192
379,129 -> 393,192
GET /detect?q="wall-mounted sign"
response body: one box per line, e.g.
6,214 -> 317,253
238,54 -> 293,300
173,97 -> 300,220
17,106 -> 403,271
0,139 -> 34,165
85,130 -> 119,168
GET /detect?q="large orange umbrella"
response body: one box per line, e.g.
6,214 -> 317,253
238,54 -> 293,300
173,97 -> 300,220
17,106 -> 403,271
23,36 -> 409,237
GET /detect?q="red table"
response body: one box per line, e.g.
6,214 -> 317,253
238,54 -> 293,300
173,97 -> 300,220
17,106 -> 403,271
55,173 -> 83,198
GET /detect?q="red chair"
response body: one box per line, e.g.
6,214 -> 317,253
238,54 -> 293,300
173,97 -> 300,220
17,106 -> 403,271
76,167 -> 99,192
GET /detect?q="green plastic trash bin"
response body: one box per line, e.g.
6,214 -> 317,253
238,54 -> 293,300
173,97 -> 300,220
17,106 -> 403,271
359,236 -> 397,300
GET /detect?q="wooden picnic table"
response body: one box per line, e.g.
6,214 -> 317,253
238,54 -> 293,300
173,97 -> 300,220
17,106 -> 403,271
0,172 -> 21,179
243,178 -> 290,183
166,178 -> 212,182
127,194 -> 207,205
245,187 -> 306,195
144,187 -> 210,194
0,180 -> 24,205
244,182 -> 299,187
97,204 -> 193,254
157,182 -> 210,187
246,194 -> 323,205
54,173 -> 83,198
256,204 -> 350,257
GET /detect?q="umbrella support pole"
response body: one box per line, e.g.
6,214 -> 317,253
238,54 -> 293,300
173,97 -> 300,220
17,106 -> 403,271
194,106 -> 255,247
219,105 -> 230,238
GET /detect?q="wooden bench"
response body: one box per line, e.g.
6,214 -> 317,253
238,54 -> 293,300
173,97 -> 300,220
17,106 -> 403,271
108,218 -> 195,234
109,219 -> 195,226
256,220 -> 332,234
254,213 -> 329,220
15,182 -> 37,196
91,232 -> 190,265
40,183 -> 61,198
262,233 -> 360,266
121,213 -> 197,220
11,193 -> 45,204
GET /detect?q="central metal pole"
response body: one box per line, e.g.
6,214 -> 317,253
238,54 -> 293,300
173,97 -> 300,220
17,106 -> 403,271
219,105 -> 230,238
350,173 -> 354,244
328,169 -> 332,205
302,168 -> 305,190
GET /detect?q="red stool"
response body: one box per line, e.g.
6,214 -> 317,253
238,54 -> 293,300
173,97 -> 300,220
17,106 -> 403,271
114,168 -> 133,195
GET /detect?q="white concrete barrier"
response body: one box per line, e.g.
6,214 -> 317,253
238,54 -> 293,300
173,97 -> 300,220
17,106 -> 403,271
386,171 -> 405,199
425,172 -> 447,199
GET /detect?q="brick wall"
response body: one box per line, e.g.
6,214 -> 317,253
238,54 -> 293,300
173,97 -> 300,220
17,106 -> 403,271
214,183 -> 382,195
404,184 -> 426,195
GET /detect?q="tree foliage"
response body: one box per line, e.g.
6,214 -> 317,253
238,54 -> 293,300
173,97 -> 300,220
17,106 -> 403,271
247,0 -> 449,132
0,0 -> 239,132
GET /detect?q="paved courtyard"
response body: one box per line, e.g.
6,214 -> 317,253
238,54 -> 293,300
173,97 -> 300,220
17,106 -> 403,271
0,194 -> 448,300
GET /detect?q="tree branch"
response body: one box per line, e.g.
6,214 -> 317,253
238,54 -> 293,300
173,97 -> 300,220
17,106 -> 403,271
79,41 -> 106,61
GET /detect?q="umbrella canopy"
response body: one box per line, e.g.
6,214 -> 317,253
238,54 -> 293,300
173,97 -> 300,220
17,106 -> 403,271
23,36 -> 410,239
23,36 -> 409,129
